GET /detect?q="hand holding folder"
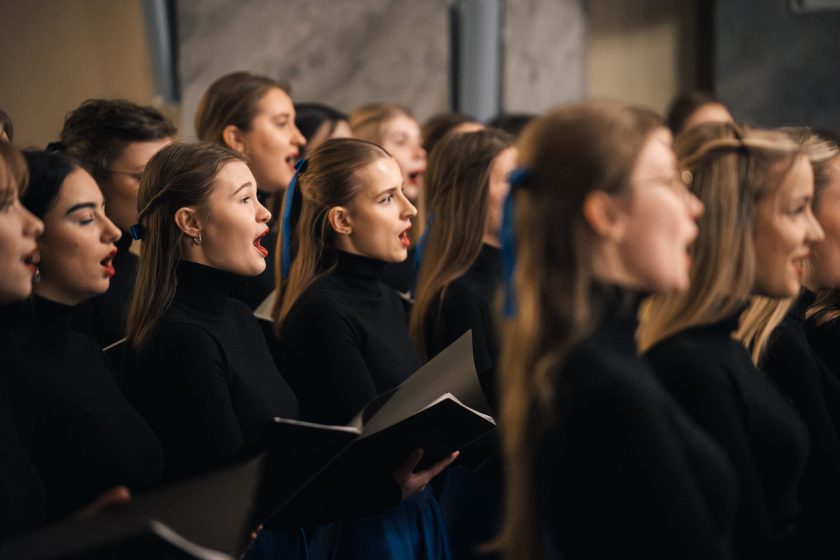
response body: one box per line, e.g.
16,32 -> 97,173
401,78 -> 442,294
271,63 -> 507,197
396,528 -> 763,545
260,331 -> 497,522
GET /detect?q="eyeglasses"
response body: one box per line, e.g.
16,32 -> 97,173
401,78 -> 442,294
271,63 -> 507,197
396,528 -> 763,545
107,168 -> 144,182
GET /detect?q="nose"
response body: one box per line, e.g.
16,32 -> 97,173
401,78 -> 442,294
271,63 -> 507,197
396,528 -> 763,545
256,199 -> 271,224
101,214 -> 122,244
686,189 -> 704,219
808,211 -> 825,244
293,124 -> 306,147
401,191 -> 418,220
20,203 -> 44,238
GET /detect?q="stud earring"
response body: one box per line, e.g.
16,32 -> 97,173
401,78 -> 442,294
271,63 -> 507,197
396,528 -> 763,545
34,266 -> 41,283
193,234 -> 202,246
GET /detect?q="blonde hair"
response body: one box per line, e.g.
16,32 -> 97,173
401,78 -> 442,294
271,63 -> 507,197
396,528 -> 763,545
736,128 -> 838,362
499,101 -> 661,560
637,123 -> 803,355
348,102 -> 413,144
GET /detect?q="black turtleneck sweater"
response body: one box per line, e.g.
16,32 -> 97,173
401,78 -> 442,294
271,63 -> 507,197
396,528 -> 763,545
761,289 -> 840,555
0,364 -> 45,541
646,310 -> 809,559
281,250 -> 421,426
538,288 -> 736,559
425,244 -> 500,412
804,304 -> 840,386
124,261 -> 299,482
1,296 -> 163,521
70,231 -> 136,347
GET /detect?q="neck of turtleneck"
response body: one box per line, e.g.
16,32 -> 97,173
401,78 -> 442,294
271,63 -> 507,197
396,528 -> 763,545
333,250 -> 387,290
790,288 -> 815,322
472,244 -> 501,279
174,260 -> 237,315
592,283 -> 645,356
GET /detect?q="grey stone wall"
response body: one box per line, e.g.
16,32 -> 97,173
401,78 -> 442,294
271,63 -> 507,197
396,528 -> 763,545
177,0 -> 585,138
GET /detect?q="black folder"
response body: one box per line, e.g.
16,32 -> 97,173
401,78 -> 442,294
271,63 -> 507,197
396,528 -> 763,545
0,456 -> 263,560
261,331 -> 496,520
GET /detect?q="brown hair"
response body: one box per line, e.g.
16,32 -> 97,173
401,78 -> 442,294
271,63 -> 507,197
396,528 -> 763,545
125,142 -> 246,351
409,128 -> 513,360
272,138 -> 390,336
499,101 -> 661,560
195,72 -> 290,144
59,99 -> 176,184
0,142 -> 28,207
637,123 -> 804,359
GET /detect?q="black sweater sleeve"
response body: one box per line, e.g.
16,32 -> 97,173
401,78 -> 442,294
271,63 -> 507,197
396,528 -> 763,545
650,348 -> 771,559
540,359 -> 733,559
435,284 -> 497,411
0,381 -> 45,541
282,292 -> 380,425
134,323 -> 246,479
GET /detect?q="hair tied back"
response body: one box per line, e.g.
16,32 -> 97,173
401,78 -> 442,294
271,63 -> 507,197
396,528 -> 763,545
280,158 -> 308,280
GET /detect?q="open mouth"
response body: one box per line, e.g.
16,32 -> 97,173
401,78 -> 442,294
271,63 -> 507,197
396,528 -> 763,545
23,249 -> 39,275
254,228 -> 270,257
793,256 -> 808,277
286,154 -> 300,172
399,227 -> 411,249
100,249 -> 117,278
407,171 -> 422,186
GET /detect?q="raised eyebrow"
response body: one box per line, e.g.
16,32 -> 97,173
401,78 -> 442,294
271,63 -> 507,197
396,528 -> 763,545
64,202 -> 97,216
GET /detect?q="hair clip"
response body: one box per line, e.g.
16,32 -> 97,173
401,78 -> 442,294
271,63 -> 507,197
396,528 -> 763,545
129,223 -> 145,241
508,167 -> 532,188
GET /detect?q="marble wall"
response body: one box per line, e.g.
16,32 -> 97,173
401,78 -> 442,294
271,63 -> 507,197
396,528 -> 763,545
177,0 -> 586,138
715,1 -> 840,129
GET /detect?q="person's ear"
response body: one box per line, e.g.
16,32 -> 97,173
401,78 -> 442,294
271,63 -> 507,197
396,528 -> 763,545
582,190 -> 627,241
222,124 -> 248,154
174,207 -> 203,239
328,206 -> 353,236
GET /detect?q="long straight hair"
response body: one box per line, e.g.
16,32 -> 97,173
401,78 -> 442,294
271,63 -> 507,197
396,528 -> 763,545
409,128 -> 513,360
637,123 -> 803,354
737,128 -> 837,362
125,142 -> 245,351
272,138 -> 390,337
499,101 -> 661,560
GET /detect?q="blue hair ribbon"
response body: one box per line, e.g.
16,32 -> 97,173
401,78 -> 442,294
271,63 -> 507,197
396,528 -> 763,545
280,158 -> 308,280
410,213 -> 435,294
501,167 -> 531,318
129,223 -> 145,241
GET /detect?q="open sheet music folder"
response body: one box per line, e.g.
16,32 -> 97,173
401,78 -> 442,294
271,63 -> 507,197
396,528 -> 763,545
0,456 -> 263,560
260,331 -> 496,522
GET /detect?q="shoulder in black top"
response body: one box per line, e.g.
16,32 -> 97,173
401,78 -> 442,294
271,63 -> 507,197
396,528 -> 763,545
2,296 -> 163,521
425,244 -> 500,411
282,250 -> 420,426
125,261 -> 299,482
70,232 -> 137,347
0,338 -> 45,541
804,306 -> 840,385
538,287 -> 736,559
761,289 -> 840,554
646,310 -> 809,559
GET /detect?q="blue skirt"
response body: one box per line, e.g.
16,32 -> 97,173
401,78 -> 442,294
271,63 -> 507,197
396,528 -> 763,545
309,486 -> 451,559
244,527 -> 309,560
